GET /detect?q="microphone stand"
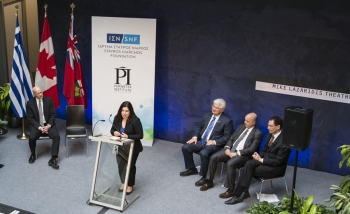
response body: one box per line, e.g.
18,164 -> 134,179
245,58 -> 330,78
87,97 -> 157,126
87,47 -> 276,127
92,119 -> 105,136
109,114 -> 121,140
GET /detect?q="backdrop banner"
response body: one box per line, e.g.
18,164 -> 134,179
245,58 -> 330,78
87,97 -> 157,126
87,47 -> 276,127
92,16 -> 156,146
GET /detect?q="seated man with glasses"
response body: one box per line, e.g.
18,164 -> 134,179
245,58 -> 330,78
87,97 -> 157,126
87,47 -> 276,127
180,98 -> 233,187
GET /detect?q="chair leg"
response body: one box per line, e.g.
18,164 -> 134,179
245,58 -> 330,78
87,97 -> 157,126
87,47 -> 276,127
259,181 -> 263,204
66,137 -> 69,158
85,136 -> 88,157
236,168 -> 242,185
283,177 -> 288,194
220,162 -> 224,183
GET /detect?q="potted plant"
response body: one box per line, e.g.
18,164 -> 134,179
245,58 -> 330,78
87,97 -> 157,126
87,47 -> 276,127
0,83 -> 21,128
0,83 -> 10,125
0,118 -> 8,135
246,190 -> 335,214
324,145 -> 350,214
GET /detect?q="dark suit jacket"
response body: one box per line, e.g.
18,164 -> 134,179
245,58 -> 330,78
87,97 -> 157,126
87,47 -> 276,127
26,96 -> 56,130
110,116 -> 144,153
259,132 -> 291,174
225,124 -> 263,156
193,112 -> 233,147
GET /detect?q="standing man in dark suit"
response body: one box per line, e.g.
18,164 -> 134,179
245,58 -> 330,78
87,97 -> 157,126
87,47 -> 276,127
199,113 -> 263,197
180,98 -> 233,187
225,115 -> 291,205
26,86 -> 60,169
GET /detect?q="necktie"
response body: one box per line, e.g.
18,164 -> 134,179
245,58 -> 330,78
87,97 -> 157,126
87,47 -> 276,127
201,117 -> 216,145
231,129 -> 248,151
38,100 -> 44,126
268,136 -> 275,147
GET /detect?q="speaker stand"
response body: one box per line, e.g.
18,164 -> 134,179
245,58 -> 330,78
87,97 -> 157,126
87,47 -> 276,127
290,150 -> 299,212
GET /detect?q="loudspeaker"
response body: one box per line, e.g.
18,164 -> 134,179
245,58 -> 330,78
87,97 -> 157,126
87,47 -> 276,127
283,106 -> 313,151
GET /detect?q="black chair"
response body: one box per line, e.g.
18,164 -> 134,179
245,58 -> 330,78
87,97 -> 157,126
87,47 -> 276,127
65,105 -> 88,158
254,163 -> 289,203
36,134 -> 51,159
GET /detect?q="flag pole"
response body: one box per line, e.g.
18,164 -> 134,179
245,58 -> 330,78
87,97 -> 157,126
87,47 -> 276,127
44,3 -> 47,15
17,118 -> 28,139
70,3 -> 75,14
13,4 -> 28,140
12,4 -> 32,140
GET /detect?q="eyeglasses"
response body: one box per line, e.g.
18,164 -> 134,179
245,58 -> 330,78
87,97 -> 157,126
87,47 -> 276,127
212,105 -> 222,110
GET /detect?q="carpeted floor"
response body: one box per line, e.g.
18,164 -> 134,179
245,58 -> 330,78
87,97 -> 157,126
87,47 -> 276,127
0,203 -> 34,214
0,119 -> 342,213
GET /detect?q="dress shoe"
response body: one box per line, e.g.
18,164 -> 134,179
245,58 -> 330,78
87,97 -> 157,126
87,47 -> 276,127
219,189 -> 235,198
118,184 -> 124,192
48,159 -> 59,169
28,154 -> 36,164
180,168 -> 198,177
126,187 -> 133,195
225,192 -> 250,205
200,181 -> 214,191
195,177 -> 207,187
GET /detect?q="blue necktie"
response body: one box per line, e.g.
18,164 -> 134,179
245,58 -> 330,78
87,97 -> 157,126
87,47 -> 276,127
202,117 -> 216,145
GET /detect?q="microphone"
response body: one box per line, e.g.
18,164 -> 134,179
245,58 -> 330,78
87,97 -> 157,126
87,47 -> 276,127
109,114 -> 122,140
92,119 -> 105,136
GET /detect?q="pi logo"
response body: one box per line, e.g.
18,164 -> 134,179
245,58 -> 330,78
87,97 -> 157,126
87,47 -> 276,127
115,67 -> 131,85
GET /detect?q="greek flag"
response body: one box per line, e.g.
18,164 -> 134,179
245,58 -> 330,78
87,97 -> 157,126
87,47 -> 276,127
9,16 -> 33,118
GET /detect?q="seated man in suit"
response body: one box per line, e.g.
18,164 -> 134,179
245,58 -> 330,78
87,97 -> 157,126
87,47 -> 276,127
26,86 -> 60,169
180,98 -> 233,187
199,113 -> 263,197
225,115 -> 291,205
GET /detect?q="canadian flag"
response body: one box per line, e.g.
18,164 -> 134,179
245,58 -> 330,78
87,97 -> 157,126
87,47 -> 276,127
35,13 -> 60,108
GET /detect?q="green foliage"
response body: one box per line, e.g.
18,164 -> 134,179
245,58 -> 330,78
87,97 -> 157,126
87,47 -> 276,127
324,145 -> 350,214
247,190 -> 335,214
0,118 -> 8,129
338,145 -> 350,169
247,201 -> 281,214
0,83 -> 11,120
325,175 -> 350,214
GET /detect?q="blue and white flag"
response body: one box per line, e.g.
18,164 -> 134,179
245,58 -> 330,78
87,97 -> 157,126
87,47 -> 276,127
9,16 -> 33,118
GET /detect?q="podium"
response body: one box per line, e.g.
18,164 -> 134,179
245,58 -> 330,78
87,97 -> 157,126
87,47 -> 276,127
88,135 -> 140,211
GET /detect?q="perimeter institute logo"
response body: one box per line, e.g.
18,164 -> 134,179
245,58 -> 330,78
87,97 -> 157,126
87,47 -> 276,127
114,67 -> 132,93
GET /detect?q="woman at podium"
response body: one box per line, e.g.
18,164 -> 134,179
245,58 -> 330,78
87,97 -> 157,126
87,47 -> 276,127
110,101 -> 144,195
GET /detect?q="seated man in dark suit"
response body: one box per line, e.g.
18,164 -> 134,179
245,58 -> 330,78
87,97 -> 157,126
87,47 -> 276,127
199,113 -> 263,197
225,115 -> 291,205
180,98 -> 233,187
26,86 -> 60,169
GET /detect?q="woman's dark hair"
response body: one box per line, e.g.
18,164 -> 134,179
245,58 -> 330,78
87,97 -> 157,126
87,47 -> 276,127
116,101 -> 136,123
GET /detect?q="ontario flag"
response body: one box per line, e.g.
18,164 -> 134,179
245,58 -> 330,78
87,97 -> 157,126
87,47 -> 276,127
35,13 -> 60,108
63,14 -> 87,109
